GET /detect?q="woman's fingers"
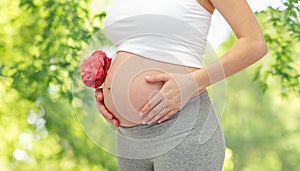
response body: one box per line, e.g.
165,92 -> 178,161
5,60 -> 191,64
95,88 -> 103,101
94,88 -> 120,127
139,90 -> 164,118
95,88 -> 112,119
145,73 -> 170,83
95,94 -> 120,127
158,110 -> 177,123
111,118 -> 120,127
146,105 -> 168,125
95,99 -> 112,119
142,99 -> 167,124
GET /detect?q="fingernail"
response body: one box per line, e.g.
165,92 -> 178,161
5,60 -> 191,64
158,120 -> 161,124
142,120 -> 146,124
148,121 -> 152,125
145,76 -> 151,80
139,113 -> 144,117
108,116 -> 112,119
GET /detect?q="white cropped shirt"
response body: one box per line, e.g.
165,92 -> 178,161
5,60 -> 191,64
103,0 -> 212,68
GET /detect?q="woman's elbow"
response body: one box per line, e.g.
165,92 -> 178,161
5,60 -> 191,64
256,38 -> 268,59
247,36 -> 268,61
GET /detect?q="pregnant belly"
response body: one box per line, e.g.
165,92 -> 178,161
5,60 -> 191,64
103,51 -> 200,127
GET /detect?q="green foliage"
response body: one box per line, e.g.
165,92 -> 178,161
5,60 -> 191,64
0,0 -> 117,170
254,0 -> 300,97
5,0 -> 104,101
221,65 -> 300,171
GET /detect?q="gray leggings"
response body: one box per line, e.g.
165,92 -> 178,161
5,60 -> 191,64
116,91 -> 225,171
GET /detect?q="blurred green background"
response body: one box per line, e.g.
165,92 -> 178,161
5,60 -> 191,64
0,0 -> 299,170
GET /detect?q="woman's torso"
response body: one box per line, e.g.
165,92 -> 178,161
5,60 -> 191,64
102,0 -> 214,127
103,51 -> 202,127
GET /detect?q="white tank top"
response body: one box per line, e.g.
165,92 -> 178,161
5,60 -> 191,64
103,0 -> 212,68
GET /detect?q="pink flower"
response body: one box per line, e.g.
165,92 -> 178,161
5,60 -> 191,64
80,50 -> 112,88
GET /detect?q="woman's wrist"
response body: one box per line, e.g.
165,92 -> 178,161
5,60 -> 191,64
191,57 -> 229,94
191,68 -> 211,93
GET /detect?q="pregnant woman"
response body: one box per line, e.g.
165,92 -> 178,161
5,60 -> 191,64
95,0 -> 268,170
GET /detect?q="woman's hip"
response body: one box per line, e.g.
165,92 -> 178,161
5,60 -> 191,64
116,90 -> 224,159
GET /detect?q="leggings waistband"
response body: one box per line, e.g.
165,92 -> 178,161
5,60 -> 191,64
117,90 -> 221,159
118,90 -> 210,138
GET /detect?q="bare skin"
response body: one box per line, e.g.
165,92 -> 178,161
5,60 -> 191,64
98,51 -> 204,127
95,0 -> 268,127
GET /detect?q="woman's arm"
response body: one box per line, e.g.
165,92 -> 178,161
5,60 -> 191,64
192,0 -> 268,91
139,0 -> 268,124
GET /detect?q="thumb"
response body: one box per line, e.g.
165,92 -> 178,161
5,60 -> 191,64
95,88 -> 103,101
145,73 -> 170,83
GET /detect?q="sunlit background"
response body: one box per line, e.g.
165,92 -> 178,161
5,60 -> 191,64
0,0 -> 299,171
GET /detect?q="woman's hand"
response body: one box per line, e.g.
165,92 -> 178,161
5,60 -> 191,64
95,88 -> 120,127
139,72 -> 200,124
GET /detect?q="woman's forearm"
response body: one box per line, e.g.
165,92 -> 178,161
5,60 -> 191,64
192,37 -> 268,92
